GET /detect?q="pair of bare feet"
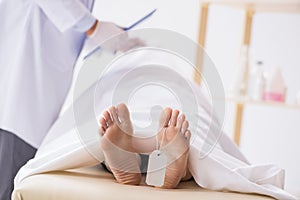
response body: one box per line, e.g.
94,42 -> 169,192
99,103 -> 191,188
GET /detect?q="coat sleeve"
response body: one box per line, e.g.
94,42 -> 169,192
34,0 -> 96,32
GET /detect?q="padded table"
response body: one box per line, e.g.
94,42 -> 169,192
12,165 -> 275,200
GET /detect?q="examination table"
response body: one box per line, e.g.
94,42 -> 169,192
12,165 -> 275,200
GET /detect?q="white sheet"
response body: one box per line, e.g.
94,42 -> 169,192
14,50 -> 296,200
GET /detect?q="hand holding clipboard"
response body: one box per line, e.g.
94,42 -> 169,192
84,9 -> 157,60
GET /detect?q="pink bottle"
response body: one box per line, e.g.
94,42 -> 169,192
263,67 -> 286,102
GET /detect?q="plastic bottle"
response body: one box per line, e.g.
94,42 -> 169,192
253,70 -> 265,101
263,67 -> 286,102
247,60 -> 263,99
229,45 -> 249,98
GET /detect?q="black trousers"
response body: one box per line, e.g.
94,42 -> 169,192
0,129 -> 36,200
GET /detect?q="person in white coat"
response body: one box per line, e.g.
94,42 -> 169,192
0,0 -> 142,199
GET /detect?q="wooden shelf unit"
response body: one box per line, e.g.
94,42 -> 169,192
195,0 -> 300,145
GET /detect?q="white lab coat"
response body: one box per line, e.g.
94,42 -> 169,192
0,0 -> 94,148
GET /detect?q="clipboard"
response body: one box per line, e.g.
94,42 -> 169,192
83,9 -> 157,60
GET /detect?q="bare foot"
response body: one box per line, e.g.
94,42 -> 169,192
99,103 -> 141,185
157,108 -> 191,188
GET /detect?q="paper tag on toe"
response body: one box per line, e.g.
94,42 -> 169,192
146,150 -> 167,187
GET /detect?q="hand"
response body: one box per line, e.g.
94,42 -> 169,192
83,21 -> 145,55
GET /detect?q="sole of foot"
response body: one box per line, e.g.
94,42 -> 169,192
157,108 -> 191,189
99,103 -> 141,185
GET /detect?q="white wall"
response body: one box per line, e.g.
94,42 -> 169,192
92,0 -> 200,40
73,0 -> 300,196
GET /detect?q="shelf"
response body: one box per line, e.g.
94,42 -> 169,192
203,0 -> 300,13
226,96 -> 300,110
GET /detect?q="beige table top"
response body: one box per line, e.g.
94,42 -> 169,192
12,165 -> 275,200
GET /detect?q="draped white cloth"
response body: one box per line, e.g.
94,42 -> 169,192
14,50 -> 296,200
